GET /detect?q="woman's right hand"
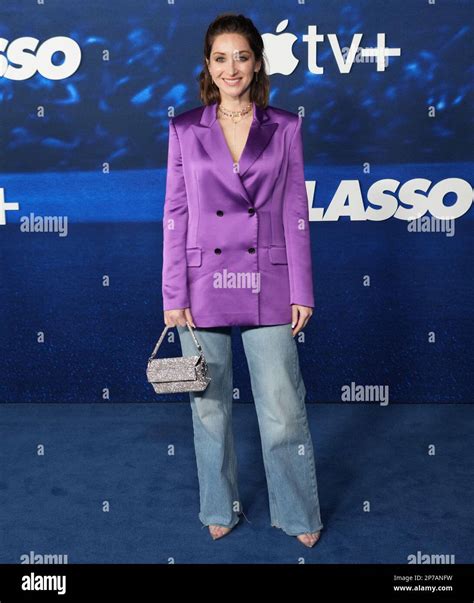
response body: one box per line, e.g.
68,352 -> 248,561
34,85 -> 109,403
164,308 -> 196,328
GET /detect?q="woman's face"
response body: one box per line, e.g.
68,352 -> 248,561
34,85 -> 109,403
206,33 -> 261,102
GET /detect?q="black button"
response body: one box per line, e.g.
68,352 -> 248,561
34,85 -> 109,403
248,247 -> 256,254
216,210 -> 224,216
248,208 -> 255,215
214,248 -> 222,254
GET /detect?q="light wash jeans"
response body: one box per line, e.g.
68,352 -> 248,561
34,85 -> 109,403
176,322 -> 324,536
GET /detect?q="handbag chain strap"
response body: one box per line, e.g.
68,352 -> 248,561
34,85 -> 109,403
149,320 -> 203,360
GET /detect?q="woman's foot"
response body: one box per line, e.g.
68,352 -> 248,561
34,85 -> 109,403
208,525 -> 233,540
296,531 -> 321,548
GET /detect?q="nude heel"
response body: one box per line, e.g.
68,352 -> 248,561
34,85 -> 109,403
296,531 -> 321,548
209,525 -> 234,540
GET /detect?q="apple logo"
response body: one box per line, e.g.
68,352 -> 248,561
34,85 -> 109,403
262,19 -> 299,76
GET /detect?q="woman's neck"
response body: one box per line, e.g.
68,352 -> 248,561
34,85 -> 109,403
218,95 -> 252,111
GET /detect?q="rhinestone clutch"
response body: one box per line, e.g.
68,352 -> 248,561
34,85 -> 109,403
146,321 -> 211,394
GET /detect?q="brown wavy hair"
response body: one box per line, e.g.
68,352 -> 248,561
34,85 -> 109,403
198,12 -> 270,107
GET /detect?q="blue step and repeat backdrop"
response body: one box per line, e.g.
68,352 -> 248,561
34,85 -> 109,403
0,0 -> 472,404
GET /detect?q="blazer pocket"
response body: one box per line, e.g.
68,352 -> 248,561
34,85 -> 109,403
268,245 -> 288,265
186,247 -> 202,267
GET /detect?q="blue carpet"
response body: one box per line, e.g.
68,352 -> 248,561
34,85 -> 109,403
1,402 -> 472,564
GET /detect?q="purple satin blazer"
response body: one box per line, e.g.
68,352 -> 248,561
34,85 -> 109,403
162,101 -> 314,327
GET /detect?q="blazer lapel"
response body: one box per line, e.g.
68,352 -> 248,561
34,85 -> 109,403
191,101 -> 279,206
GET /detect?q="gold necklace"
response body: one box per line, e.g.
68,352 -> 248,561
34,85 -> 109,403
217,103 -> 253,163
217,101 -> 253,124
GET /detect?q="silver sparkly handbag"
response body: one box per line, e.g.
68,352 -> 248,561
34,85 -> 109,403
146,321 -> 211,394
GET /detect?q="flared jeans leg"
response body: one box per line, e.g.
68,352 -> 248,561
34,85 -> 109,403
177,325 -> 242,529
240,323 -> 324,536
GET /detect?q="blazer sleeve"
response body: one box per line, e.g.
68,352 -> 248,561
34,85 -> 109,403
282,115 -> 315,308
162,117 -> 190,311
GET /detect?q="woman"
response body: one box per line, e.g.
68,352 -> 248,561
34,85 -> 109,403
162,13 -> 323,548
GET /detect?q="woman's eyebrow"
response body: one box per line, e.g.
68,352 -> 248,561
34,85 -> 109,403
212,50 -> 250,56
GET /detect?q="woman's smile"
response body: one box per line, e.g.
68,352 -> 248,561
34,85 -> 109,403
222,77 -> 243,86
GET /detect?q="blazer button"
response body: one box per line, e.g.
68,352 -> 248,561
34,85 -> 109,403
248,208 -> 255,215
214,248 -> 222,254
247,247 -> 256,254
216,210 -> 224,216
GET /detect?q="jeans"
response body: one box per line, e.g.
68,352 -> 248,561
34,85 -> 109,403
176,322 -> 324,536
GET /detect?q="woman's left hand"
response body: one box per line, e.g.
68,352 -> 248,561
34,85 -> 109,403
291,304 -> 313,337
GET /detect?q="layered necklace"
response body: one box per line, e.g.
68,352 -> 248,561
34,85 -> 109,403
217,101 -> 253,124
217,101 -> 253,162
